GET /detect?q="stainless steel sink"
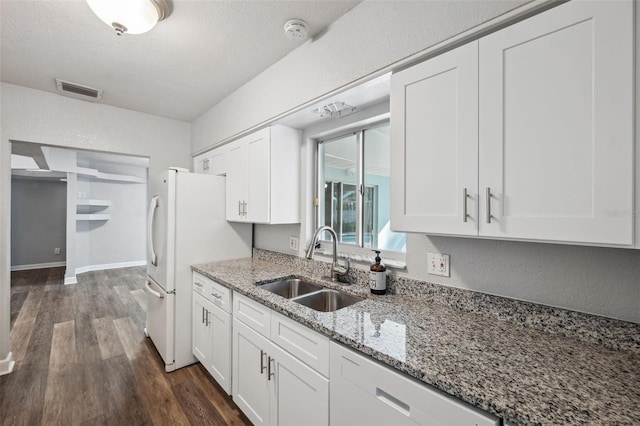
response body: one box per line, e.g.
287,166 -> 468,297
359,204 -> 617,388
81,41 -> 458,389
256,278 -> 323,299
293,289 -> 364,312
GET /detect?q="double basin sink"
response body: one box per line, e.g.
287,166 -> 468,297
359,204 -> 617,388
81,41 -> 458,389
256,278 -> 363,312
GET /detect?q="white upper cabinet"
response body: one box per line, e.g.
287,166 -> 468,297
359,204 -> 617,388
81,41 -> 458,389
391,0 -> 634,247
226,125 -> 302,224
391,41 -> 479,235
193,148 -> 228,176
478,0 -> 633,245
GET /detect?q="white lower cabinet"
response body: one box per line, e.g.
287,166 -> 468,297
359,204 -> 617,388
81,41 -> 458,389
192,273 -> 232,394
232,317 -> 329,426
330,342 -> 499,426
233,318 -> 271,425
269,342 -> 328,426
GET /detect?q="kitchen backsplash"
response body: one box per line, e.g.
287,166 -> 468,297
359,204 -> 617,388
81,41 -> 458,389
253,248 -> 640,354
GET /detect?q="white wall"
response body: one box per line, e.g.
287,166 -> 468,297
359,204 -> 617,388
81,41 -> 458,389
0,82 -> 191,370
10,178 -> 67,267
191,0 -> 530,153
75,162 -> 147,272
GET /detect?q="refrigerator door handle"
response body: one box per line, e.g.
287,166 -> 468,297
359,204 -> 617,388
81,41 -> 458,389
147,195 -> 159,266
145,280 -> 164,299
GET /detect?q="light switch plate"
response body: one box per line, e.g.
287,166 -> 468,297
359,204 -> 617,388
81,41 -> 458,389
427,253 -> 450,277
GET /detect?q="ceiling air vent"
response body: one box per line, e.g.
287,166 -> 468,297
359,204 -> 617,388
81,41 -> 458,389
55,79 -> 103,102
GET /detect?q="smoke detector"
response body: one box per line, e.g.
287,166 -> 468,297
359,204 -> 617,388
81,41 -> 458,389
284,19 -> 308,41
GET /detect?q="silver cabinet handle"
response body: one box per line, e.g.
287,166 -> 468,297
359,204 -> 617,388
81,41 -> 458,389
260,350 -> 267,374
463,188 -> 469,223
486,187 -> 492,223
194,281 -> 203,288
243,201 -> 247,217
205,310 -> 210,327
202,306 -> 205,324
267,356 -> 275,381
238,200 -> 242,216
211,292 -> 222,299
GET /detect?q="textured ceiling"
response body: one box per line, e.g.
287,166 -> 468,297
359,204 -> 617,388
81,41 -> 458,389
0,0 -> 361,122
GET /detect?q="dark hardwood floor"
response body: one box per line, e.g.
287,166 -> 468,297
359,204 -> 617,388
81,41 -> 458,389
1,267 -> 250,426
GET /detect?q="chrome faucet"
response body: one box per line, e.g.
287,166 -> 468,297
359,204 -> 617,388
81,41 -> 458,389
305,225 -> 350,282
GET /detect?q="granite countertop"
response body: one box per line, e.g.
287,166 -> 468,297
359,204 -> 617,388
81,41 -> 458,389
192,257 -> 640,426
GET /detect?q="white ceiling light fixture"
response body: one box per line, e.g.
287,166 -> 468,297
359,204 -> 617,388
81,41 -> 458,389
313,101 -> 358,119
86,0 -> 170,36
284,19 -> 308,41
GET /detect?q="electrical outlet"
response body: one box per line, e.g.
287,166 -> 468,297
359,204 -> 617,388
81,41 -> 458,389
289,237 -> 299,251
54,247 -> 61,255
427,252 -> 450,277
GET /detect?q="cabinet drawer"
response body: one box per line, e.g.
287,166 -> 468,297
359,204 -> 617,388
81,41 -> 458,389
209,280 -> 231,313
271,311 -> 329,377
193,272 -> 211,297
193,272 -> 231,312
330,342 -> 499,426
233,292 -> 271,338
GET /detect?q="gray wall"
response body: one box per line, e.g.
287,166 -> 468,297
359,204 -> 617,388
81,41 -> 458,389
239,3 -> 640,324
11,178 -> 66,267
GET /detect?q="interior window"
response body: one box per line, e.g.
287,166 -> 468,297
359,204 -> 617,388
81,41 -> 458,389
318,123 -> 406,253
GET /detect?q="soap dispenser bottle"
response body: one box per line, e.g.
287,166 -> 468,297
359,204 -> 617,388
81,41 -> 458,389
369,250 -> 387,295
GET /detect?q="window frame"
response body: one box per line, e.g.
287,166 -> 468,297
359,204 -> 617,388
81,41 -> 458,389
313,119 -> 405,259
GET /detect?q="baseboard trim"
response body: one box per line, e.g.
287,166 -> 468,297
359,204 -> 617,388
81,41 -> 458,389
64,276 -> 78,285
10,261 -> 66,272
0,352 -> 15,376
75,260 -> 147,275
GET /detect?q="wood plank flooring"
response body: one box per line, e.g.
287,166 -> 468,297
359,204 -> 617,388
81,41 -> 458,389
1,267 -> 250,426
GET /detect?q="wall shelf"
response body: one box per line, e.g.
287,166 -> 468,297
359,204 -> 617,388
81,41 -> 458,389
76,214 -> 111,221
77,199 -> 111,214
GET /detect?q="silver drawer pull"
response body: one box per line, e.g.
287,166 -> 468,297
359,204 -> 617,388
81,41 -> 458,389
211,292 -> 222,299
194,281 -> 203,288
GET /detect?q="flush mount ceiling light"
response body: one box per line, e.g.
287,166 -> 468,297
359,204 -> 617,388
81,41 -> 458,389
313,101 -> 358,119
284,19 -> 308,41
86,0 -> 170,36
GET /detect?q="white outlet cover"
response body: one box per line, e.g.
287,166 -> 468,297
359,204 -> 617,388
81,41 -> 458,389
289,237 -> 299,251
427,252 -> 450,277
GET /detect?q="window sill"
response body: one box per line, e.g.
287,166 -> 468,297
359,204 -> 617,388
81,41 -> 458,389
315,247 -> 407,270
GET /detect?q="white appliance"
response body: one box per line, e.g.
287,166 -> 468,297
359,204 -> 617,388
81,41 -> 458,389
145,168 -> 252,372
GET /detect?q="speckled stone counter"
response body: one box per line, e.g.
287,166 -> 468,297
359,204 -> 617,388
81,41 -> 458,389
192,255 -> 640,426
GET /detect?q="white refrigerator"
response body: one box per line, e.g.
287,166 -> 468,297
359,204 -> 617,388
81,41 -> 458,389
145,168 -> 252,372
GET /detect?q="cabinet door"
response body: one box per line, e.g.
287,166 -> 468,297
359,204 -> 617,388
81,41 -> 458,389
208,304 -> 232,395
208,149 -> 228,176
479,0 -> 633,245
192,292 -> 210,365
226,143 -> 249,222
193,153 -> 207,174
269,343 -> 328,426
390,41 -> 479,235
247,128 -> 271,223
232,318 -> 270,426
